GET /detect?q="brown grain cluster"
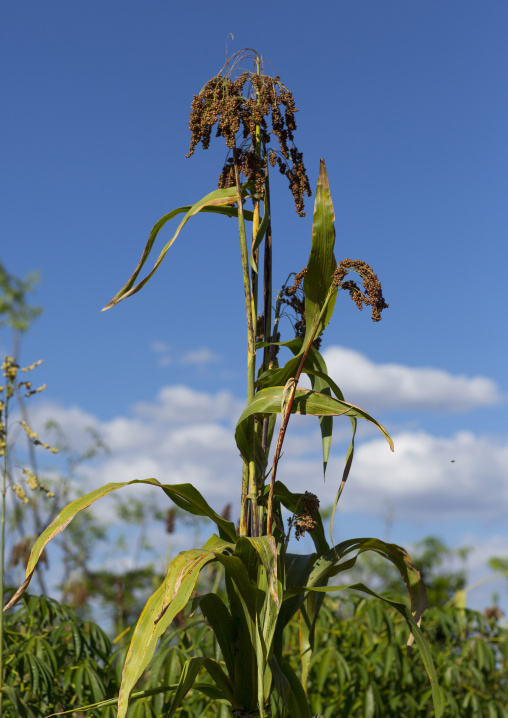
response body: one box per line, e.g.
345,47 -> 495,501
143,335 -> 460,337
333,259 -> 389,322
187,72 -> 311,215
294,491 -> 320,540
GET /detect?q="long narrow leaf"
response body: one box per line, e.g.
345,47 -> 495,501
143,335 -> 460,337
118,540 -> 230,718
4,478 -> 236,611
303,158 -> 337,343
102,186 -> 254,310
192,593 -> 236,680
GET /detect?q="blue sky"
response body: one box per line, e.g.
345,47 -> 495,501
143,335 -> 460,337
2,1 -> 508,614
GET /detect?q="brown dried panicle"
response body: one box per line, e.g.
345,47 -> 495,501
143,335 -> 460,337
256,314 -> 265,342
221,503 -> 232,522
166,508 -> 176,534
187,60 -> 311,216
294,491 -> 320,540
332,259 -> 388,322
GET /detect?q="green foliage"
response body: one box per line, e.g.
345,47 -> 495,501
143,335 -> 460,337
2,592 -> 116,718
0,262 -> 42,336
4,588 -> 506,718
295,596 -> 508,718
342,536 -> 471,608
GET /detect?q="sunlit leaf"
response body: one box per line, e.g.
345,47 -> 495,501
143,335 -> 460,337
102,186 -> 254,311
4,479 -> 236,611
303,159 -> 337,342
117,539 -> 231,718
235,386 -> 392,467
250,188 -> 269,273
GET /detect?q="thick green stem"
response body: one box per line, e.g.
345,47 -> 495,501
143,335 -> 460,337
260,165 -> 273,510
234,159 -> 256,536
249,202 -> 260,536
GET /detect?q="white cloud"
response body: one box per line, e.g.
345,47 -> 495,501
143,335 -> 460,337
150,340 -> 171,354
149,341 -> 221,368
14,381 -> 508,615
133,385 -> 243,425
181,348 -> 221,366
24,388 -> 508,530
150,340 -> 173,366
322,346 -> 503,412
280,429 -> 508,523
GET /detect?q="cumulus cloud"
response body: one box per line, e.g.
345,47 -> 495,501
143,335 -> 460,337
149,341 -> 221,368
133,385 -> 243,425
27,386 -> 244,522
25,382 -> 508,530
181,348 -> 221,366
322,346 -> 503,412
281,429 -> 508,522
18,377 -> 508,613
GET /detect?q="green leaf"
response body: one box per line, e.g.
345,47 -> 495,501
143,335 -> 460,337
219,555 -> 259,712
278,655 -> 313,718
303,158 -> 337,342
4,479 -> 237,610
102,186 -> 254,311
201,657 -> 234,705
250,189 -> 270,273
117,541 -> 229,718
242,535 -> 280,607
281,536 -> 441,717
235,386 -> 393,467
242,536 -> 281,713
287,582 -> 442,718
262,338 -> 336,475
2,685 -> 37,718
193,593 -> 236,680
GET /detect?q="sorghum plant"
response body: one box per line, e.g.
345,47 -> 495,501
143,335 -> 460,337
4,50 -> 443,717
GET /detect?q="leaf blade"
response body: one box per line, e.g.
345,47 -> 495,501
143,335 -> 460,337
102,187 -> 254,311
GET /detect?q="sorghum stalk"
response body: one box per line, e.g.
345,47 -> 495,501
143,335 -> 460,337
234,159 -> 257,537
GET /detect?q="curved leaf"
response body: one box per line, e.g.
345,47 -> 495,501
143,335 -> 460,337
4,479 -> 236,610
102,186 -> 254,311
235,386 -> 392,466
118,541 -> 230,718
258,339 -> 336,474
